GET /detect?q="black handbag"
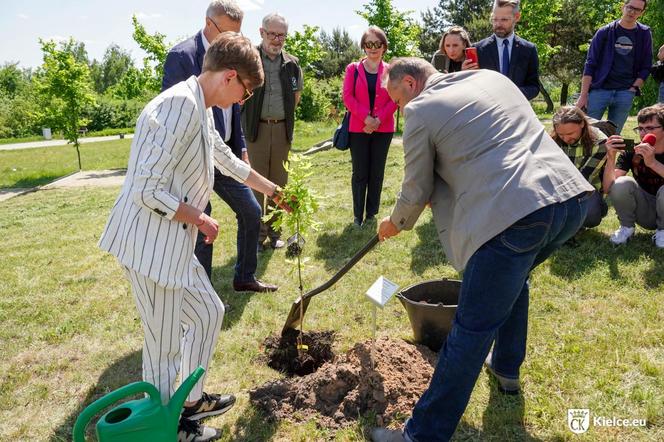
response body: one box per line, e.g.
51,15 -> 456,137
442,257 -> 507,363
333,65 -> 360,151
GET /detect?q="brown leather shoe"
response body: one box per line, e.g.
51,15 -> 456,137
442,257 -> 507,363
233,279 -> 278,293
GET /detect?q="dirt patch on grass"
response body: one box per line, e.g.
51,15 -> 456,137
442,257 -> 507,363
250,337 -> 437,429
262,329 -> 336,376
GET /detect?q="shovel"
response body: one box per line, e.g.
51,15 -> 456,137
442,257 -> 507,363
281,233 -> 380,335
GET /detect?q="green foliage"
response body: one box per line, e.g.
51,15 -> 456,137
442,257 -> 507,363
0,63 -> 31,98
313,28 -> 363,78
131,15 -> 169,93
419,0 -> 493,57
84,96 -> 143,132
107,66 -> 156,101
356,0 -> 422,59
35,38 -> 96,169
285,25 -> 325,75
296,74 -> 332,122
636,0 -> 664,108
265,154 -> 320,241
90,44 -> 134,94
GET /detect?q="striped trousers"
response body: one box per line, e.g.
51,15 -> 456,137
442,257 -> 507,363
124,260 -> 224,404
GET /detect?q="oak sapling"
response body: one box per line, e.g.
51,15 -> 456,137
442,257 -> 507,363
264,154 -> 320,349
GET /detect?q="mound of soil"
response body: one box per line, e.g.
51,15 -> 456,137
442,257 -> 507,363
250,337 -> 438,429
262,329 -> 336,376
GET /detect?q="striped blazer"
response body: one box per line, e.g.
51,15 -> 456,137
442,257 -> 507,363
99,76 -> 250,288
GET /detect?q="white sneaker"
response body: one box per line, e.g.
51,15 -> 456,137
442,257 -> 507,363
609,226 -> 635,245
652,230 -> 664,248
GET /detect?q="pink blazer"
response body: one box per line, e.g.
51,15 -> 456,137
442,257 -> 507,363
342,59 -> 398,133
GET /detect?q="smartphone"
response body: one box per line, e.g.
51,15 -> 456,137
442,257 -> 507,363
465,47 -> 478,65
623,138 -> 635,152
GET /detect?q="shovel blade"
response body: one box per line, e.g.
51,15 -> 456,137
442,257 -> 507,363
281,296 -> 312,335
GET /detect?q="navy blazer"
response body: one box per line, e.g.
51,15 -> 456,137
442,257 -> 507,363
474,34 -> 540,101
162,31 -> 246,158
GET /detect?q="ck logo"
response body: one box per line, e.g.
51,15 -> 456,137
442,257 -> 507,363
567,409 -> 590,434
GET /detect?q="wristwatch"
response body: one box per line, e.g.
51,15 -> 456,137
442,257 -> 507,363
270,185 -> 282,199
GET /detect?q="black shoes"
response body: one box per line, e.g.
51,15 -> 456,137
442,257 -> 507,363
177,417 -> 221,442
182,392 -> 236,421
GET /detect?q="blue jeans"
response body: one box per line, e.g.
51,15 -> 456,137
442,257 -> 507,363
659,82 -> 664,104
194,170 -> 262,283
586,88 -> 635,134
404,193 -> 590,442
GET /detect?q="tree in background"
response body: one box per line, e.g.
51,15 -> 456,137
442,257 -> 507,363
131,15 -> 168,93
544,0 -> 619,105
357,0 -> 421,58
90,44 -> 133,94
314,28 -> 363,78
285,25 -> 332,121
36,38 -> 95,169
0,63 -> 41,138
638,0 -> 664,108
420,0 -> 493,57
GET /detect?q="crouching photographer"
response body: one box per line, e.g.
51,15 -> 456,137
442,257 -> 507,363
603,104 -> 664,247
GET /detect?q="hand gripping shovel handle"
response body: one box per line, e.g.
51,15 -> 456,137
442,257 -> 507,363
281,234 -> 380,335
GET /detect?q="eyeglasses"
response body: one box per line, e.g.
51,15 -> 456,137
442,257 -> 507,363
235,71 -> 253,103
625,4 -> 644,13
364,41 -> 384,50
264,31 -> 287,41
208,16 -> 222,33
633,125 -> 662,133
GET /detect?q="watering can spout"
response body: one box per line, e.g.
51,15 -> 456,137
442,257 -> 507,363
168,366 -> 205,417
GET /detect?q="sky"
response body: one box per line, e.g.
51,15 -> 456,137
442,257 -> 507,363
1,0 -> 439,69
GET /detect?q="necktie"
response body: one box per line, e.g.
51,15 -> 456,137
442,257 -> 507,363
501,39 -> 510,76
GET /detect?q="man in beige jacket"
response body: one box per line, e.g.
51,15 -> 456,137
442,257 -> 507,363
373,58 -> 593,442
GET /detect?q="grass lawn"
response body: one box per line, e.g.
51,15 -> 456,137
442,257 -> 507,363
0,121 -> 336,189
0,132 -> 662,441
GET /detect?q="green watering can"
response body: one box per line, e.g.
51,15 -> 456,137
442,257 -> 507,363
73,366 -> 204,442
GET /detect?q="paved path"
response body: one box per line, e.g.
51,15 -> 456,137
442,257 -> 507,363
0,134 -> 134,151
0,170 -> 126,203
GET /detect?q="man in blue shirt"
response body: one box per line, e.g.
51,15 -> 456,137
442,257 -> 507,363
576,0 -> 652,133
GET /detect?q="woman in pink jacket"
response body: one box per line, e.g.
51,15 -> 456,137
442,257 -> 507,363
342,26 -> 398,226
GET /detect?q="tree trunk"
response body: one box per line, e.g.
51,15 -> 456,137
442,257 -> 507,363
74,140 -> 82,171
560,83 -> 569,106
538,80 -> 554,113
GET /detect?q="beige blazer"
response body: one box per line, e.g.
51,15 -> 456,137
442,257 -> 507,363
99,76 -> 250,288
390,70 -> 593,271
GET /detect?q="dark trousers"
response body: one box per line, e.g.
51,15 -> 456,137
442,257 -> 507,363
349,131 -> 393,222
194,169 -> 262,283
583,190 -> 608,228
404,192 -> 590,441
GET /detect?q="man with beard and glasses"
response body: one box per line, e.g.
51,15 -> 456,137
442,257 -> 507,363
463,0 -> 540,101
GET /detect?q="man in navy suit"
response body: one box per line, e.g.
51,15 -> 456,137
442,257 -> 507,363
163,0 -> 278,293
463,0 -> 540,101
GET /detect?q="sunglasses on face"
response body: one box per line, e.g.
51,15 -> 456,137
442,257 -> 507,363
364,41 -> 383,50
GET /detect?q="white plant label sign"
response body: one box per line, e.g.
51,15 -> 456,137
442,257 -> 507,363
365,276 -> 399,308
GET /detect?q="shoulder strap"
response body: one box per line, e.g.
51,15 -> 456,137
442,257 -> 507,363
353,63 -> 359,95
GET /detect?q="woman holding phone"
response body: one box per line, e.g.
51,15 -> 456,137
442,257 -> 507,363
342,26 -> 398,226
551,106 -> 609,228
431,26 -> 472,73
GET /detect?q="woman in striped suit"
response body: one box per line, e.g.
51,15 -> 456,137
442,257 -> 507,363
99,33 -> 290,442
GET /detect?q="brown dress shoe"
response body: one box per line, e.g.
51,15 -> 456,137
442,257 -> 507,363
233,279 -> 278,293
